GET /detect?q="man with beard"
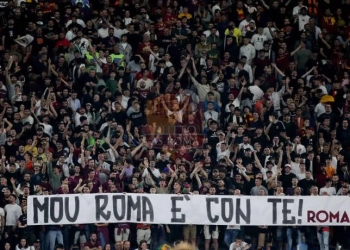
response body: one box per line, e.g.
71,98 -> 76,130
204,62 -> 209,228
84,232 -> 102,250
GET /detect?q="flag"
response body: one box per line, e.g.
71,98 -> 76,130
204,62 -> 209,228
14,35 -> 34,47
157,243 -> 173,250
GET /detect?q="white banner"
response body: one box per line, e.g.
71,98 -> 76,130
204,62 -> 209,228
14,34 -> 34,47
27,193 -> 350,226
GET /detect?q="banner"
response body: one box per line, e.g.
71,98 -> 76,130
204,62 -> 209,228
27,193 -> 350,226
14,35 -> 34,47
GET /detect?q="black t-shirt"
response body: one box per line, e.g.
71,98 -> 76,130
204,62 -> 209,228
268,121 -> 285,138
113,110 -> 127,128
18,213 -> 33,233
216,188 -> 229,195
18,194 -> 28,209
280,172 -> 297,190
129,111 -> 147,127
4,169 -> 21,183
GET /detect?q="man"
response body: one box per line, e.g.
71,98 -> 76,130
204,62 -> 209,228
4,194 -> 22,234
250,178 -> 268,195
319,178 -> 336,196
229,236 -> 251,250
239,37 -> 256,65
84,232 -> 102,250
251,27 -> 268,51
298,170 -> 315,195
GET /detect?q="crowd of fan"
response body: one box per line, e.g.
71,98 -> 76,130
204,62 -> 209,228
0,0 -> 350,249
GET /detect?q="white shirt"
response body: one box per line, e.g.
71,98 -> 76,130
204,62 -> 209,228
204,110 -> 219,123
239,143 -> 254,151
229,241 -> 249,250
75,113 -> 88,126
263,27 -> 276,41
167,109 -> 184,123
319,85 -> 328,95
293,143 -> 306,155
149,53 -> 159,73
290,161 -> 301,175
123,17 -> 132,26
40,123 -> 53,137
249,85 -> 264,103
238,19 -> 255,36
98,27 -> 109,38
21,116 -> 34,125
268,86 -> 285,111
243,63 -> 253,83
0,207 -> 4,227
251,34 -> 267,51
95,57 -> 107,73
113,28 -> 128,39
122,95 -> 130,109
65,30 -> 76,41
212,4 -> 221,15
142,168 -> 161,186
79,37 -> 89,56
203,30 -> 220,37
70,98 -> 81,112
4,203 -> 22,226
319,186 -> 336,196
293,5 -> 308,16
216,142 -> 230,161
314,103 -> 325,117
298,14 -> 310,31
239,44 -> 256,65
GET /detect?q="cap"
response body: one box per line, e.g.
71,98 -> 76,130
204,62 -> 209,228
23,122 -> 31,126
285,164 -> 291,169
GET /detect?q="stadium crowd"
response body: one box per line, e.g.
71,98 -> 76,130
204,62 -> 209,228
0,0 -> 350,249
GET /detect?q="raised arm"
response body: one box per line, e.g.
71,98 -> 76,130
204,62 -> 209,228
290,45 -> 301,57
271,63 -> 285,77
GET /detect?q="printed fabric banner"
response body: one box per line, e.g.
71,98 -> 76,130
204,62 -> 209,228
27,193 -> 350,226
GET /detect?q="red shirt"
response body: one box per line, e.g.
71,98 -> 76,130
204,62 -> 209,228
135,71 -> 154,81
137,42 -> 154,62
55,39 -> 70,49
163,14 -> 176,27
276,53 -> 290,73
84,241 -> 101,249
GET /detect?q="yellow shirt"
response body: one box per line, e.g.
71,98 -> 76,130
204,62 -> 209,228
224,28 -> 242,44
24,145 -> 38,158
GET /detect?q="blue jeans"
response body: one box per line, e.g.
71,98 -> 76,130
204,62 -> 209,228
286,228 -> 302,250
317,231 -> 329,250
224,229 -> 240,247
99,232 -> 106,249
47,230 -> 64,250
